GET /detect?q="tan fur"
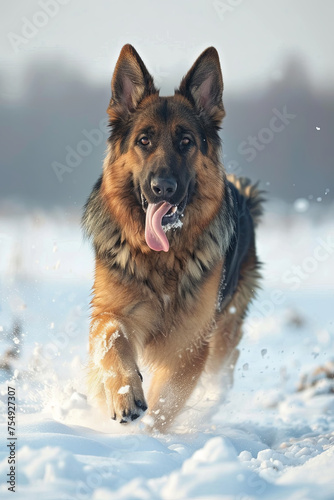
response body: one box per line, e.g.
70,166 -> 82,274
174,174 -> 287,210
89,255 -> 225,428
83,45 -> 263,431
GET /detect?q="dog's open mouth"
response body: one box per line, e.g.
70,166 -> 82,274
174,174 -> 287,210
141,193 -> 187,252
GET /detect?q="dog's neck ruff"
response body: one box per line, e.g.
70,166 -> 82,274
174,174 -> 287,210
82,175 -> 236,305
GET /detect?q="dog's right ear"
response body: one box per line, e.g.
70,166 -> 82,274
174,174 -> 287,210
108,45 -> 157,120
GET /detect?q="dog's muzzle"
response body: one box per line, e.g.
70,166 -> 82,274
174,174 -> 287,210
140,192 -> 187,252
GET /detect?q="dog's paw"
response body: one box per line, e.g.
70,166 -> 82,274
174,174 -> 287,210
104,372 -> 147,423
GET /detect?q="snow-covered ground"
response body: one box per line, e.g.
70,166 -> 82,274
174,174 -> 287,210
0,202 -> 334,500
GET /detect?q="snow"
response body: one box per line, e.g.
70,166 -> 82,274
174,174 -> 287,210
91,326 -> 120,366
0,203 -> 334,499
163,218 -> 183,233
293,198 -> 310,213
118,385 -> 130,395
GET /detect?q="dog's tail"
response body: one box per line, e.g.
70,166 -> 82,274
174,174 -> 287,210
227,174 -> 265,227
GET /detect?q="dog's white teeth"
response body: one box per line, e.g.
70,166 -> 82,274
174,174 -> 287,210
166,206 -> 178,217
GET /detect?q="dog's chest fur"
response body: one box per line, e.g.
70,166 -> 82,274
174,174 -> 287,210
83,177 -> 235,310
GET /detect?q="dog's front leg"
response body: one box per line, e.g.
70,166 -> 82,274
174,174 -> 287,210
147,343 -> 209,432
88,314 -> 147,422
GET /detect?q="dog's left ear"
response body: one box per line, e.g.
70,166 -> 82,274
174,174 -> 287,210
177,47 -> 225,125
108,44 -> 158,120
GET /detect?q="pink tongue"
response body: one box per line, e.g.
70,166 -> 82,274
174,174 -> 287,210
145,202 -> 172,252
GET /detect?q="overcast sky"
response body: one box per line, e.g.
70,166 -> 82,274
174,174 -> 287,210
1,0 -> 333,209
1,0 -> 333,96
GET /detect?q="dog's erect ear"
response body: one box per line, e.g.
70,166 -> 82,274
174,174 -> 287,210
108,44 -> 157,118
177,47 -> 225,125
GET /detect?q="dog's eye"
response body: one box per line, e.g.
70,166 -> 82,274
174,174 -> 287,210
180,136 -> 192,147
139,136 -> 150,146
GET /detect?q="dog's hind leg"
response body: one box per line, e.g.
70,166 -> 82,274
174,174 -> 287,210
208,250 -> 261,382
208,312 -> 243,376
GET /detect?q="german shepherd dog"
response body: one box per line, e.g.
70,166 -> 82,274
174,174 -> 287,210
83,44 -> 263,431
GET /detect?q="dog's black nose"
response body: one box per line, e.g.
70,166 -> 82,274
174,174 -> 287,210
151,177 -> 177,200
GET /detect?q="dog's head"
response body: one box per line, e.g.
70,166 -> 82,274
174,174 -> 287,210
103,44 -> 226,253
